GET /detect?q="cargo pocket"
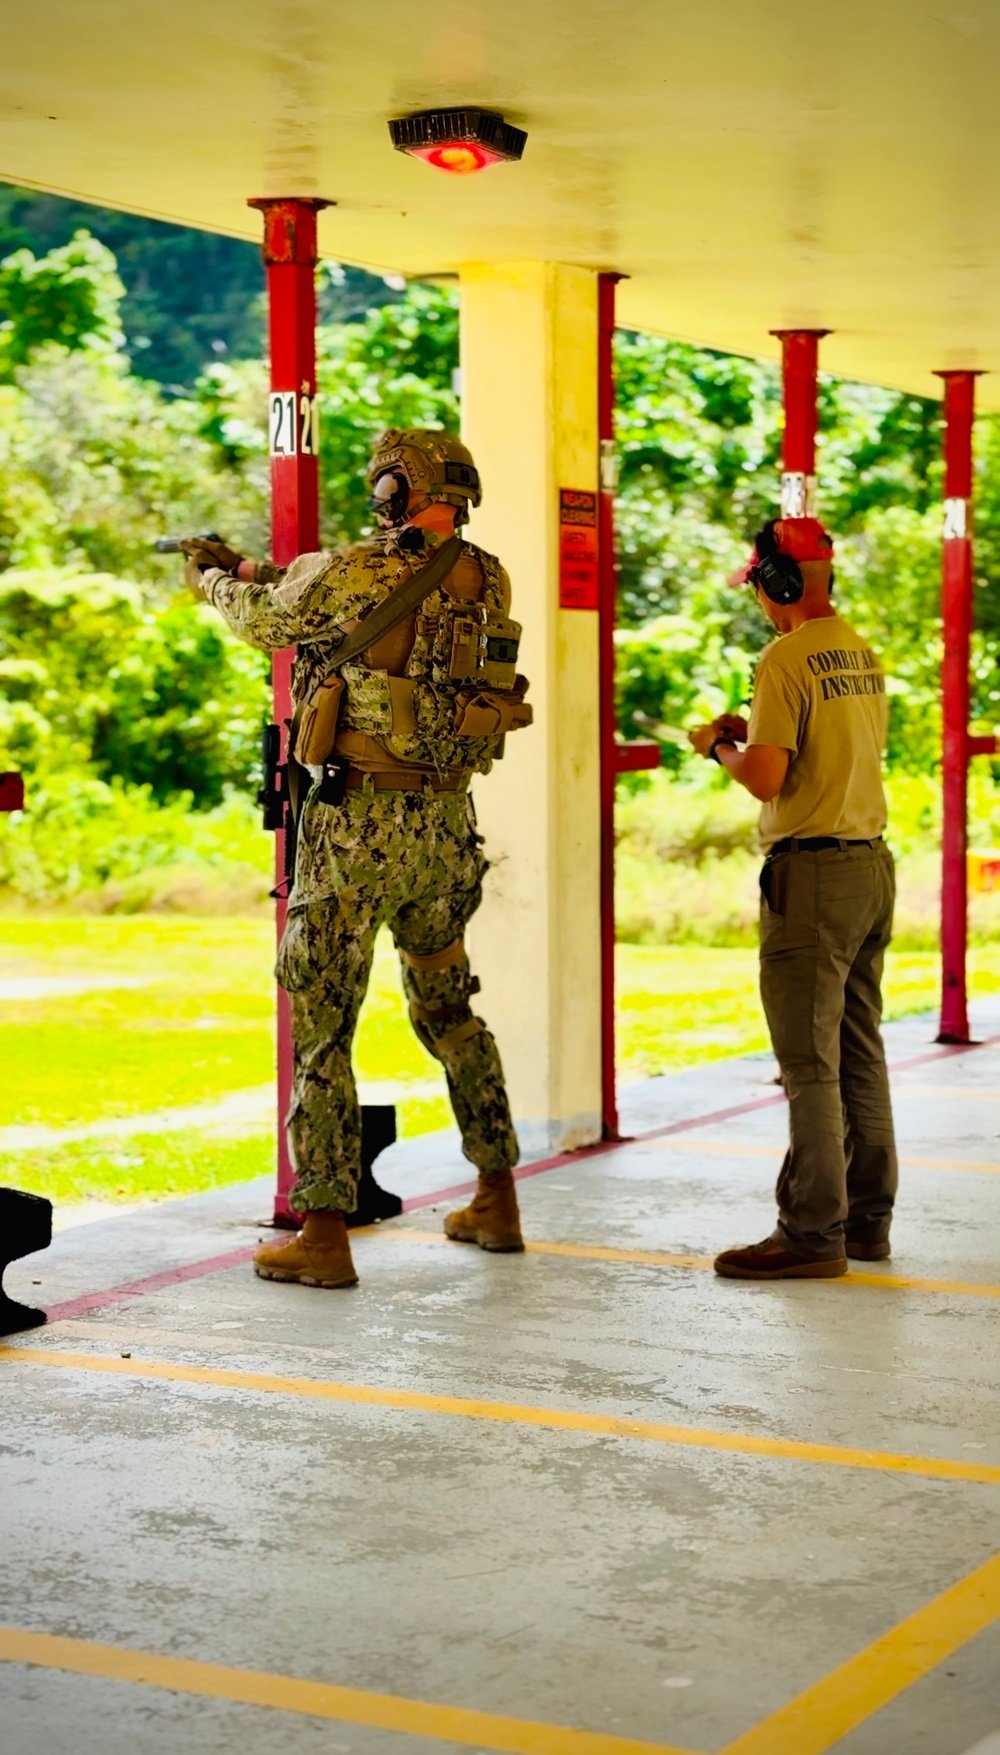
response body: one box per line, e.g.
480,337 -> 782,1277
759,856 -> 787,916
759,854 -> 819,957
275,901 -> 333,993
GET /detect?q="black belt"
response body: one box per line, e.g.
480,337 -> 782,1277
767,835 -> 883,856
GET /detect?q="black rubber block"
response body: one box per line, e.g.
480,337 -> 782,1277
0,1186 -> 53,1335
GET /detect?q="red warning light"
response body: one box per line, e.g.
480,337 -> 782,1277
390,109 -> 527,175
416,143 -> 496,176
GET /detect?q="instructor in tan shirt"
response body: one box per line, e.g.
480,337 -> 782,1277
690,517 -> 897,1279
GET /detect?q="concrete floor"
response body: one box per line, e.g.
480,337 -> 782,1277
2,1005 -> 1000,1755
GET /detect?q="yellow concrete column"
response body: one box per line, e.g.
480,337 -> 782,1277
461,262 -> 602,1156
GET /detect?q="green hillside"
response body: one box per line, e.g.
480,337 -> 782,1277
0,183 -> 403,387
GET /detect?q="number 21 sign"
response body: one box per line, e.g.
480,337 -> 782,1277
269,391 -> 319,458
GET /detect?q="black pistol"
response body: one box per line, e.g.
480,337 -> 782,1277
154,533 -> 223,554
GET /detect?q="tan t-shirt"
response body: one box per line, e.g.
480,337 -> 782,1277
748,613 -> 888,850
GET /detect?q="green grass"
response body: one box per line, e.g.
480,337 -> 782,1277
0,915 -> 454,1203
615,943 -> 1000,1078
0,916 -> 444,1129
4,915 -> 998,1206
9,1130 -> 275,1208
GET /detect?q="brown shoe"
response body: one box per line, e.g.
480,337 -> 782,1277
846,1237 -> 891,1261
254,1211 -> 359,1288
444,1171 -> 525,1253
714,1237 -> 847,1280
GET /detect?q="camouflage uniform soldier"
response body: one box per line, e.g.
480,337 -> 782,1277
181,431 -> 530,1289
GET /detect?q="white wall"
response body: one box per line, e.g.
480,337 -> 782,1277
461,262 -> 602,1157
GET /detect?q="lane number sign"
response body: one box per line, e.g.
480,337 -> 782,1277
269,391 -> 320,458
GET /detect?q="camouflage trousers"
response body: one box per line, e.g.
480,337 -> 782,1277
275,783 -> 519,1213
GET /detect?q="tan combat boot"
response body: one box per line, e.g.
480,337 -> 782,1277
444,1171 -> 525,1253
253,1211 -> 359,1288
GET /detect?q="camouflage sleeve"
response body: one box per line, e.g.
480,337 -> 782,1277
201,549 -> 384,653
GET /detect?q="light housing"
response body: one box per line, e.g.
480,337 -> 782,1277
389,109 -> 527,175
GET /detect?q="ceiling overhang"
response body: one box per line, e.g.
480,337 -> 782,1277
3,1 -> 1000,403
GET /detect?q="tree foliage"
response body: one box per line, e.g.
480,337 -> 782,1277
613,329 -> 1000,775
2,203 -> 1000,863
0,569 -> 268,807
0,234 -> 459,815
317,285 -> 459,543
0,232 -> 125,379
0,185 -> 405,388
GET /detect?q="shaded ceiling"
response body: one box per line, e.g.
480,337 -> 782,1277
3,0 -> 999,402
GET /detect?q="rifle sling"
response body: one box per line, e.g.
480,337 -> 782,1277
324,533 -> 463,671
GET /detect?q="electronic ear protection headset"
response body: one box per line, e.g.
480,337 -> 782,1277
746,523 -> 805,606
747,551 -> 804,606
368,470 -> 411,526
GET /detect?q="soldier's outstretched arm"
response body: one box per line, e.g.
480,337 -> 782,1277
196,549 -> 371,654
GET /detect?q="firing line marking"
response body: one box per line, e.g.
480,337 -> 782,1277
382,1229 -> 1000,1299
3,1550 -> 1000,1754
0,1626 -> 695,1755
722,1548 -> 1000,1754
3,1347 -> 1000,1486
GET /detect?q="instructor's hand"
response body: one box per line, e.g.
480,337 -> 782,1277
688,725 -> 720,758
712,713 -> 748,743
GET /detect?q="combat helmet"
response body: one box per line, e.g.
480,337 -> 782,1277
366,428 -> 482,526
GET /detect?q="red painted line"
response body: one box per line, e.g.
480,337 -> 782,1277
34,1027 -> 1000,1328
43,1246 -> 257,1325
401,1140 -> 617,1214
624,1029 -> 1000,1151
882,1030 -> 1000,1074
632,1092 -> 786,1144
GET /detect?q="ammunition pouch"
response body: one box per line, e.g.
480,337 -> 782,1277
453,680 -> 533,739
296,675 -> 346,766
422,600 -> 524,693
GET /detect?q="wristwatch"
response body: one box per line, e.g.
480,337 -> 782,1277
708,737 -> 738,764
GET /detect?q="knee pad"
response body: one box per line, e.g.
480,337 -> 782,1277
400,938 -> 484,1058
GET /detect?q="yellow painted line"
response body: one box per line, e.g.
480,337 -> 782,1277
722,1548 -> 1000,1755
392,1229 -> 1000,1300
0,1575 -> 996,1755
654,1139 -> 1000,1174
841,1267 -> 1000,1296
0,1626 -> 696,1755
4,1347 -> 1000,1486
401,1233 -> 711,1273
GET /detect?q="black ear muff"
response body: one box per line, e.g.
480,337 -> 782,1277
748,553 -> 804,606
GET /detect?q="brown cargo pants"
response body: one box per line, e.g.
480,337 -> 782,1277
758,840 -> 898,1259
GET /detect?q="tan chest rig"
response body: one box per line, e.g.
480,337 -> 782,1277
336,545 -> 532,776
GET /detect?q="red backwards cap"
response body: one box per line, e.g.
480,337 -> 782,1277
729,516 -> 834,586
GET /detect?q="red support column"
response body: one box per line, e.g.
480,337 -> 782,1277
0,773 -> 24,811
596,277 -> 617,1137
935,370 -> 989,1044
248,196 -> 330,1223
771,329 -> 830,517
